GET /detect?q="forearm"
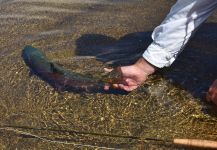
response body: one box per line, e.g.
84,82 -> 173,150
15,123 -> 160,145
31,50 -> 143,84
143,0 -> 217,68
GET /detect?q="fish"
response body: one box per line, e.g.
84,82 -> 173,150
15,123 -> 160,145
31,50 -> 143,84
22,45 -> 128,94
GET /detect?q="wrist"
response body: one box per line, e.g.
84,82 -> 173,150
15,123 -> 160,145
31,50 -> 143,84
135,57 -> 156,75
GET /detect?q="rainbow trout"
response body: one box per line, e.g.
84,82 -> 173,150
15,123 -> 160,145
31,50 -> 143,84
22,45 -> 125,94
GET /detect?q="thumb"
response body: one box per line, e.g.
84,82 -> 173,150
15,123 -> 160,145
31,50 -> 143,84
124,78 -> 138,86
104,67 -> 114,73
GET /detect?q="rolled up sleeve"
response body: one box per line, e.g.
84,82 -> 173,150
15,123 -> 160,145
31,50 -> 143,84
143,0 -> 217,68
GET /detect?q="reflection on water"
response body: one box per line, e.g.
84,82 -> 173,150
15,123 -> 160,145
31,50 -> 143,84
0,0 -> 217,149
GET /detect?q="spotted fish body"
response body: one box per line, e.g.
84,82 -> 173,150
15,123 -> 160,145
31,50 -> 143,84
22,45 -> 107,93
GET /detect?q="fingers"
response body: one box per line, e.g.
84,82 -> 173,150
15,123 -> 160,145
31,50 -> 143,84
104,67 -> 114,73
104,81 -> 138,92
112,84 -> 120,89
206,92 -> 211,102
207,92 -> 217,106
212,92 -> 217,105
110,79 -> 138,91
118,84 -> 138,91
206,80 -> 217,106
104,84 -> 110,91
103,67 -> 139,92
124,78 -> 137,86
207,90 -> 217,102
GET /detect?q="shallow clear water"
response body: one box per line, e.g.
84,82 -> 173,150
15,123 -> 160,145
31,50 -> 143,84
0,0 -> 217,149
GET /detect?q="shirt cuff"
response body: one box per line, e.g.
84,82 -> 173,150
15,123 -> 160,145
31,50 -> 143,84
142,43 -> 176,68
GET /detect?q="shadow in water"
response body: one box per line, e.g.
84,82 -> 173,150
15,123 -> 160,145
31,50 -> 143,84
75,32 -> 153,66
75,23 -> 217,102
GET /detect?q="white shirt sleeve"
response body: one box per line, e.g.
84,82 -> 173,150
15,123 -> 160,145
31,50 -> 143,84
143,0 -> 217,68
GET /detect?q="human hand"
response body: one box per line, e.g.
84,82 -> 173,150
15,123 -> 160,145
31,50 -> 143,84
104,58 -> 156,92
206,79 -> 217,106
